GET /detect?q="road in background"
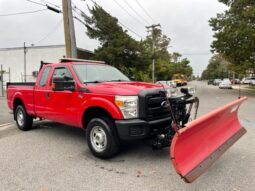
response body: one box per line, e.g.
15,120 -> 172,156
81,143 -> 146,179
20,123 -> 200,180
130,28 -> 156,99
0,81 -> 254,191
0,97 -> 12,125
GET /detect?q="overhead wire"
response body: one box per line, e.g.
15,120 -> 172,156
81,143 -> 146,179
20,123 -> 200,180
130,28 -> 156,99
0,9 -> 47,17
112,0 -> 145,27
118,21 -> 143,39
25,0 -> 46,7
123,0 -> 150,25
89,0 -> 143,39
135,0 -> 155,23
41,0 -> 61,8
36,18 -> 63,45
71,2 -> 88,26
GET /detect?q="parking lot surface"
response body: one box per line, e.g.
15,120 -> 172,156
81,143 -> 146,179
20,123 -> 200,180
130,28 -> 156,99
0,81 -> 255,191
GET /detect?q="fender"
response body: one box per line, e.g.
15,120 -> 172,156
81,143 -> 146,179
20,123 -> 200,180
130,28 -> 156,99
12,91 -> 35,116
78,96 -> 123,127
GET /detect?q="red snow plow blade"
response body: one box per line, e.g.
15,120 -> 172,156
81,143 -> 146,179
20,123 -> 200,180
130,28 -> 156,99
170,97 -> 247,183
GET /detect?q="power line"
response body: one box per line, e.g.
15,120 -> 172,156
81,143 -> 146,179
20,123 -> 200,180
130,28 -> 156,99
112,0 -> 145,27
118,21 -> 143,39
123,0 -> 150,25
72,1 -> 87,16
41,0 -> 61,8
36,19 -> 63,45
0,9 -> 47,17
89,0 -> 143,39
25,0 -> 46,7
135,0 -> 155,23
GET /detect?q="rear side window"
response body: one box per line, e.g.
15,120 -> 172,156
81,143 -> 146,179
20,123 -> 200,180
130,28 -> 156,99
39,67 -> 51,87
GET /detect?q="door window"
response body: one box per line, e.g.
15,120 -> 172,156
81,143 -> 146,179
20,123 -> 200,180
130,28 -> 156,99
52,67 -> 73,81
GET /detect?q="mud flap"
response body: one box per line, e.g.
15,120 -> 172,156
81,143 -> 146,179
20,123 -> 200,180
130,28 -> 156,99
170,97 -> 247,183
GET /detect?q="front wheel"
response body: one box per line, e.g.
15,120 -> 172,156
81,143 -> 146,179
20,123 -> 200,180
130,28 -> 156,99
15,105 -> 33,131
86,117 -> 120,159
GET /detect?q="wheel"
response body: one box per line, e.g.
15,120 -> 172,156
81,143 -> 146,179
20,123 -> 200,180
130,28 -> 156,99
15,105 -> 33,131
86,117 -> 120,159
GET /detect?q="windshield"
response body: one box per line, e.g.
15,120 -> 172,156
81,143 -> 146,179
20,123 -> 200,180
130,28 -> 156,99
73,64 -> 130,83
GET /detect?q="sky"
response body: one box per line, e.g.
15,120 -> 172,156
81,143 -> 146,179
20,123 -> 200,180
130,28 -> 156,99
0,0 -> 228,76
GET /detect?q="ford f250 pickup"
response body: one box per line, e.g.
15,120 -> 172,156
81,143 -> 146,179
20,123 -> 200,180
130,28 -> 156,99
7,58 -> 247,183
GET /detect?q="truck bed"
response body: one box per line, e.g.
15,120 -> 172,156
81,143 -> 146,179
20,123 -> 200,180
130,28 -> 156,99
7,82 -> 36,116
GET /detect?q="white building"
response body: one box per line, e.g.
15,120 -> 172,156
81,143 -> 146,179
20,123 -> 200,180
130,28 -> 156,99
0,45 -> 93,83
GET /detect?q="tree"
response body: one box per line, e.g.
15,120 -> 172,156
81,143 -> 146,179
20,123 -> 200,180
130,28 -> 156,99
209,0 -> 255,73
201,54 -> 230,80
142,29 -> 193,81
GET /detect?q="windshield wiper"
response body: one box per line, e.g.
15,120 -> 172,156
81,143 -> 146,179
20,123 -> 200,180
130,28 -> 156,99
108,79 -> 129,82
83,80 -> 103,84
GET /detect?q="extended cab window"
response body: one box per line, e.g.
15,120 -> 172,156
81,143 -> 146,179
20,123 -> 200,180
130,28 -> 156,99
39,66 -> 51,87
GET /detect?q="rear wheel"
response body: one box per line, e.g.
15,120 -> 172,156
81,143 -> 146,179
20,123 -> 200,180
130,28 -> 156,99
15,105 -> 33,131
86,117 -> 120,159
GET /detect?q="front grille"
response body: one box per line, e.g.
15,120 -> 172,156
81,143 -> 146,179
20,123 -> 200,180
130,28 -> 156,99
146,93 -> 171,121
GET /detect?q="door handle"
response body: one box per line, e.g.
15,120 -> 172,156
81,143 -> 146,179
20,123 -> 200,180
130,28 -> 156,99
45,92 -> 50,99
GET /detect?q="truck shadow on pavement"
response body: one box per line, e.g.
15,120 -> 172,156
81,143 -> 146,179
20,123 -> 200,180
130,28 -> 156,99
32,120 -> 170,161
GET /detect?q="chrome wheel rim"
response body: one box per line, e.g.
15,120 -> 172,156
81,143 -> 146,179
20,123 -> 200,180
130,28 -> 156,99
17,109 -> 24,127
90,126 -> 107,152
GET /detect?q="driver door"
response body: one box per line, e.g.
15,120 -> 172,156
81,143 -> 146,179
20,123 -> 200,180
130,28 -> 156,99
46,66 -> 80,126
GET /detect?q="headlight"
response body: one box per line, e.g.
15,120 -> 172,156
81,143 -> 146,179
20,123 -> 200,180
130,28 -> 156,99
166,88 -> 178,98
180,87 -> 196,95
115,96 -> 138,119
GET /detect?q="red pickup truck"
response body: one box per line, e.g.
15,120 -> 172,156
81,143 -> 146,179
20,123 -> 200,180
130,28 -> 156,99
7,58 -> 247,182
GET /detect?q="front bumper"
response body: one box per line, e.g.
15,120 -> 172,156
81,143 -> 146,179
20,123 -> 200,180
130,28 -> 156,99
115,117 -> 171,140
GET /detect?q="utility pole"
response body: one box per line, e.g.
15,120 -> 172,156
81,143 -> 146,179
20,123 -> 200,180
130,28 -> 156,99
146,24 -> 161,83
62,0 -> 77,58
24,42 -> 27,82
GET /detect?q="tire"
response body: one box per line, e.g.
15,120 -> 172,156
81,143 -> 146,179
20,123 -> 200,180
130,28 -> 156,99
86,117 -> 120,159
15,105 -> 33,131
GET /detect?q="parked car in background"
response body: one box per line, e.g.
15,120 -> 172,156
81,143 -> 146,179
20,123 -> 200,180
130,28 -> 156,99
219,79 -> 232,89
208,79 -> 214,85
249,78 -> 255,86
172,74 -> 188,86
241,77 -> 255,84
213,79 -> 222,86
231,78 -> 240,84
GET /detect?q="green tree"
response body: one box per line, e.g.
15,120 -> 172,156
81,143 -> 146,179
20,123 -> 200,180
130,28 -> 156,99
201,54 -> 230,80
209,0 -> 255,73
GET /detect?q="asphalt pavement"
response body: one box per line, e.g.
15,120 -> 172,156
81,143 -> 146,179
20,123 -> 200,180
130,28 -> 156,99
0,81 -> 255,191
0,96 -> 12,125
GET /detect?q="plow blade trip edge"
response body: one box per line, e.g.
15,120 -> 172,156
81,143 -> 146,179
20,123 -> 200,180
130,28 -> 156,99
170,97 -> 247,183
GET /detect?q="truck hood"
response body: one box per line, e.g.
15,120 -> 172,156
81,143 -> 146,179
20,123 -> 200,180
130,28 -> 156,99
86,81 -> 164,95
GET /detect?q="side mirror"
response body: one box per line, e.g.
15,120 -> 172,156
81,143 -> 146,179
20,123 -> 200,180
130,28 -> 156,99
52,76 -> 75,91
